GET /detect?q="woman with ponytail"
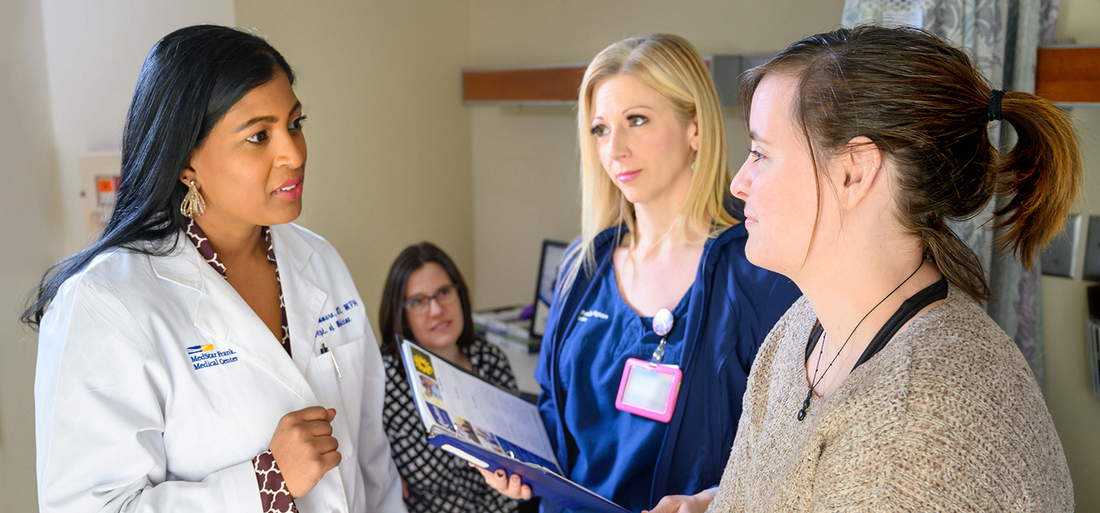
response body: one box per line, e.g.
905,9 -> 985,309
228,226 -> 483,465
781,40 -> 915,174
667,25 -> 1078,512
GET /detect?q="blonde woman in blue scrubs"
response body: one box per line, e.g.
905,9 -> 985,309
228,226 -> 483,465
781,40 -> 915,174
479,34 -> 800,513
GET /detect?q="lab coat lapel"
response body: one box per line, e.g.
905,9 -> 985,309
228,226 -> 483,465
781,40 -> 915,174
153,234 -> 318,402
269,225 -> 354,512
270,225 -> 327,374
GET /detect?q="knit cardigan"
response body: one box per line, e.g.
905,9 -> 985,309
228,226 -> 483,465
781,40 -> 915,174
707,284 -> 1073,512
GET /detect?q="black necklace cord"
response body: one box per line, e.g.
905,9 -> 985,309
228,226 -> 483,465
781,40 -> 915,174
797,260 -> 924,421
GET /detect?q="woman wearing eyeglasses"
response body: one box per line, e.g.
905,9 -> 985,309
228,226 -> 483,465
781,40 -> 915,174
378,242 -> 520,513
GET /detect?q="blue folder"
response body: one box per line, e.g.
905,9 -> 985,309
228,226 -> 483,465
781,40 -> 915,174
400,338 -> 629,513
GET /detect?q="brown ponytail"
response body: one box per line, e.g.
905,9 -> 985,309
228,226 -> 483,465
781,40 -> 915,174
993,93 -> 1081,268
739,25 -> 1082,301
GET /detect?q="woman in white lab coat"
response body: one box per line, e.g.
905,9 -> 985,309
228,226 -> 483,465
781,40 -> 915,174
23,25 -> 405,513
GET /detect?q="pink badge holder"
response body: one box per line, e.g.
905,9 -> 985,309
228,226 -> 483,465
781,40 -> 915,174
614,358 -> 682,423
614,308 -> 682,423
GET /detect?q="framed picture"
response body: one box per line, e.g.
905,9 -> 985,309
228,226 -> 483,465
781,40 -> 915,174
531,239 -> 568,339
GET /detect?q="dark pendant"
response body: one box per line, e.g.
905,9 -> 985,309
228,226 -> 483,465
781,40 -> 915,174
797,389 -> 813,422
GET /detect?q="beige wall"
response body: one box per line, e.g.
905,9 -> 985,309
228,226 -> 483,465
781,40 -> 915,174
39,0 -> 236,254
235,0 -> 475,331
1058,0 -> 1100,45
1045,4 -> 1100,509
467,0 -> 849,310
1,3 -> 59,511
1044,105 -> 1100,509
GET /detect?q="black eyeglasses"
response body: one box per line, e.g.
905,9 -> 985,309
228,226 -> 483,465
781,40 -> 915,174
403,284 -> 459,315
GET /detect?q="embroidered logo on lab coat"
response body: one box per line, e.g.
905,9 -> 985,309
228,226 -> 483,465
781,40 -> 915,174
577,309 -> 609,322
186,344 -> 239,370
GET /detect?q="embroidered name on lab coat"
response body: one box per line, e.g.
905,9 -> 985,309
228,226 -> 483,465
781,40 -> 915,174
187,344 -> 240,370
315,299 -> 361,337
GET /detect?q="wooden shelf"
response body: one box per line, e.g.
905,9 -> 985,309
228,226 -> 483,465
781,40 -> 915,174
462,55 -> 772,106
1036,46 -> 1100,104
461,48 -> 1099,106
463,65 -> 587,104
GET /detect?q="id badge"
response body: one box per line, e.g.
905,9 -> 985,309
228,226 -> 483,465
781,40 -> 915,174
615,357 -> 682,423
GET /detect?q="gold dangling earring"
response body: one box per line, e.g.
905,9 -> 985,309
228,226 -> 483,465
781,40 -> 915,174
180,180 -> 206,218
690,150 -> 698,171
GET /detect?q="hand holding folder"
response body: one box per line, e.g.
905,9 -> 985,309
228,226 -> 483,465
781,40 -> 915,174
473,465 -> 533,501
399,338 -> 630,513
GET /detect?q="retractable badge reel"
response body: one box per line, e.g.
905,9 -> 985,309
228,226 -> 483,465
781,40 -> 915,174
615,308 -> 683,423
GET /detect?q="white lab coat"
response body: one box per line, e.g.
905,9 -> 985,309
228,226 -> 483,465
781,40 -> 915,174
35,223 -> 407,513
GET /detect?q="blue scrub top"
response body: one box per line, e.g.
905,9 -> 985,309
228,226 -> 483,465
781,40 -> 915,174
537,220 -> 803,512
558,265 -> 691,511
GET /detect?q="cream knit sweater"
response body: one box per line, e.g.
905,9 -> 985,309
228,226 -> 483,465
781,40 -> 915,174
707,285 -> 1073,512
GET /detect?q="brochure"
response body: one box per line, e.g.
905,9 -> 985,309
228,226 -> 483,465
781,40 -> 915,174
399,338 -> 630,513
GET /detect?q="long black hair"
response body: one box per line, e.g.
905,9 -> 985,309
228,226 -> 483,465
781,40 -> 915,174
378,242 -> 476,364
22,25 -> 294,328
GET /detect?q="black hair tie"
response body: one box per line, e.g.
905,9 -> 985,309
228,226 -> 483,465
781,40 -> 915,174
988,89 -> 1005,121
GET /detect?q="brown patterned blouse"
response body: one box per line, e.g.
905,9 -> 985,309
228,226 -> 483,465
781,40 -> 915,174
183,220 -> 297,513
